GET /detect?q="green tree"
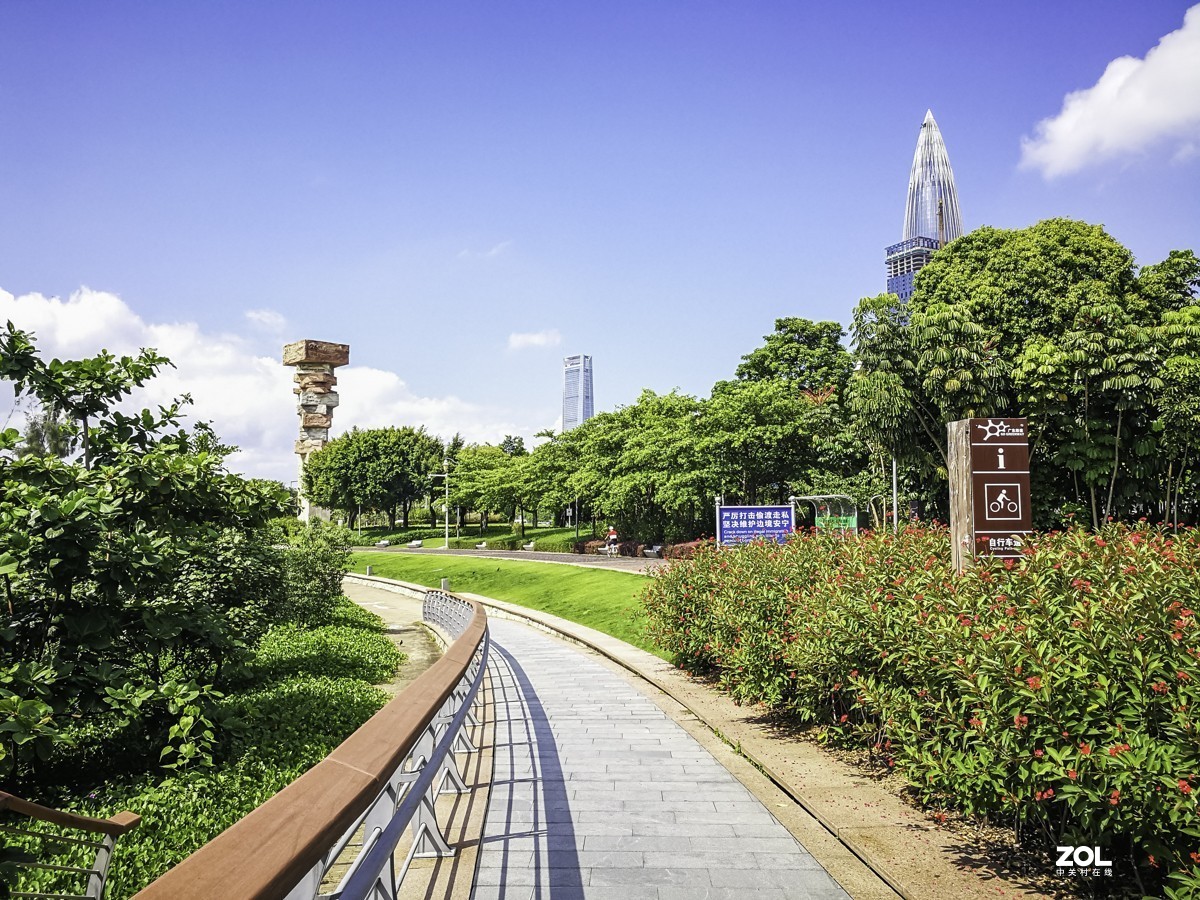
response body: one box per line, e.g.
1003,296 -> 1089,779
701,378 -> 811,505
0,323 -> 289,784
449,444 -> 511,533
499,434 -> 527,457
735,318 -> 853,392
18,402 -> 76,459
302,426 -> 443,528
849,219 -> 1200,525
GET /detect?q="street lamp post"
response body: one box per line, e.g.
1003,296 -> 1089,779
431,458 -> 450,549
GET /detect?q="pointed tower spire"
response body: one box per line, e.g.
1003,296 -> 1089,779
902,110 -> 963,243
884,110 -> 965,302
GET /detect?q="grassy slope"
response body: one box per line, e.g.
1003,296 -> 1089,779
351,552 -> 664,658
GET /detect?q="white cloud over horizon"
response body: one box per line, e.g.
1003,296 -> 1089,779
244,307 -> 287,333
507,329 -> 562,351
457,240 -> 513,260
0,287 -> 533,483
1020,4 -> 1200,178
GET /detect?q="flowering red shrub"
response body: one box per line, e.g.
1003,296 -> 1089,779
642,525 -> 1200,893
662,540 -> 704,559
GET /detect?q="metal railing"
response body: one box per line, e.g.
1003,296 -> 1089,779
133,589 -> 488,900
422,589 -> 476,639
0,791 -> 140,899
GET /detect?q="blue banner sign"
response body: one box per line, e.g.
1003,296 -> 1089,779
717,505 -> 794,545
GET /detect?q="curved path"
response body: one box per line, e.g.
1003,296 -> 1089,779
475,618 -> 850,899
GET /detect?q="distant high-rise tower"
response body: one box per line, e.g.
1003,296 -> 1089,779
562,354 -> 594,431
885,109 -> 964,302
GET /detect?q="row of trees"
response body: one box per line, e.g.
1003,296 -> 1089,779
303,219 -> 1200,541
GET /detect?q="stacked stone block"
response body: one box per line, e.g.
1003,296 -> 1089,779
282,339 -> 349,520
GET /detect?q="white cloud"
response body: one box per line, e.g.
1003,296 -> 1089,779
0,287 -> 529,483
244,308 -> 287,333
507,329 -> 562,351
1020,4 -> 1200,178
457,240 -> 513,260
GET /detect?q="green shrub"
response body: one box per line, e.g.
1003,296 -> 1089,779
165,528 -> 288,670
643,524 -> 1200,893
220,675 -> 391,763
533,537 -> 579,553
11,676 -> 389,899
315,595 -> 386,631
281,522 -> 353,625
252,626 -> 403,684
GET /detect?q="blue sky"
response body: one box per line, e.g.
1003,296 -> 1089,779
1,2 -> 1198,482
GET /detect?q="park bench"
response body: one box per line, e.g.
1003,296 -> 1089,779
643,545 -> 663,559
375,540 -> 390,548
475,541 -> 487,550
407,539 -> 422,548
522,541 -> 536,551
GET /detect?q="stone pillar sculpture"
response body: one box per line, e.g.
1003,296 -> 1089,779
282,339 -> 350,522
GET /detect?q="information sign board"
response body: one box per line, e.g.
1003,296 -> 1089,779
949,417 -> 1032,570
970,418 -> 1032,559
717,505 -> 794,545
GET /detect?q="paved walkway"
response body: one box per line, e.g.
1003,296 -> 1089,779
474,619 -> 850,899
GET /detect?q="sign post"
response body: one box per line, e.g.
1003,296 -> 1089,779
948,418 -> 1032,572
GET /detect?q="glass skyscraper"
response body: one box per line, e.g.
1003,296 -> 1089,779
562,354 -> 594,431
885,109 -> 963,302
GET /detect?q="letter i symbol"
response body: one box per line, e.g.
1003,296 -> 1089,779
997,448 -> 1006,470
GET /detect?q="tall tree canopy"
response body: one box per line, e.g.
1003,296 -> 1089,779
850,219 -> 1200,526
303,426 -> 443,527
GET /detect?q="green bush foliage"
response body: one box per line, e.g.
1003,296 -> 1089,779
252,626 -> 403,684
0,326 -> 293,787
9,624 -> 398,898
317,594 -> 387,631
13,677 -> 390,900
280,521 -> 354,625
643,524 -> 1200,893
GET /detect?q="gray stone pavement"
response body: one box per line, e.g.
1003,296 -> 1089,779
473,618 -> 850,900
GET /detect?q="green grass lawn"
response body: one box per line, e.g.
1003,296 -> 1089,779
351,551 -> 665,658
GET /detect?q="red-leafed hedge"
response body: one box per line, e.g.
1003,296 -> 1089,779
642,525 -> 1200,895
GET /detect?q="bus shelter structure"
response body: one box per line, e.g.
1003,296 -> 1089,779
790,494 -> 858,534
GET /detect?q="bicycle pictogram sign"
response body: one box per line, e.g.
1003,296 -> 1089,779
982,483 -> 1022,520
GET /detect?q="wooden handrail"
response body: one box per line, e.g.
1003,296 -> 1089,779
132,598 -> 487,900
0,791 -> 140,837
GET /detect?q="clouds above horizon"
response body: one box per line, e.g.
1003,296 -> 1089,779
457,240 -> 513,260
0,287 -> 533,482
507,328 -> 562,351
1020,4 -> 1200,178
